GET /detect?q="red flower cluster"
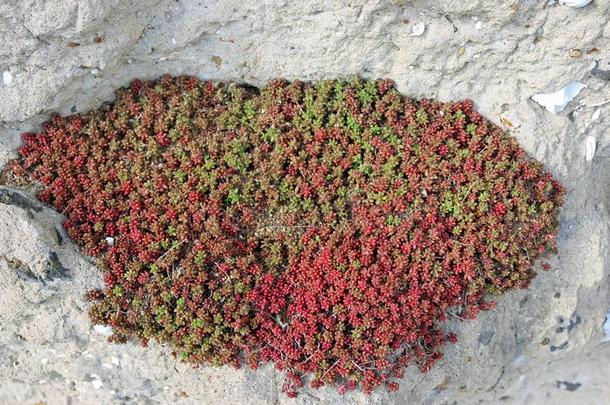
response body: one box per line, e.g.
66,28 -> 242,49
9,75 -> 564,396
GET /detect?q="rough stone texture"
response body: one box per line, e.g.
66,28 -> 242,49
0,0 -> 609,404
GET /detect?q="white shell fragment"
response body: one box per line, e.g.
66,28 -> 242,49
105,236 -> 115,246
559,0 -> 593,7
585,135 -> 596,162
531,82 -> 586,113
591,109 -> 601,122
603,310 -> 610,343
2,71 -> 12,85
410,22 -> 425,37
93,324 -> 114,336
91,379 -> 103,389
101,356 -> 120,368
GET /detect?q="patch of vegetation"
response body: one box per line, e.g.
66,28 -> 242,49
8,75 -> 564,396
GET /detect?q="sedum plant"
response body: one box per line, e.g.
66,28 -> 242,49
9,75 -> 564,396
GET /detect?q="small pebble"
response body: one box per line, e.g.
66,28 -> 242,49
211,55 -> 223,66
569,49 -> 582,58
556,380 -> 582,391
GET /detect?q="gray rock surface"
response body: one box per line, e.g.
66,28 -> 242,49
0,0 -> 609,404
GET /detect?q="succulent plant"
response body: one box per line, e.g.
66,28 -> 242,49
9,75 -> 564,396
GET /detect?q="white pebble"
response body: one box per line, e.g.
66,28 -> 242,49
92,379 -> 103,389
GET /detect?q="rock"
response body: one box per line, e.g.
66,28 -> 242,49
1,0 -> 609,404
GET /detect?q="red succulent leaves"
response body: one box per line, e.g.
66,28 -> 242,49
10,75 -> 564,396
